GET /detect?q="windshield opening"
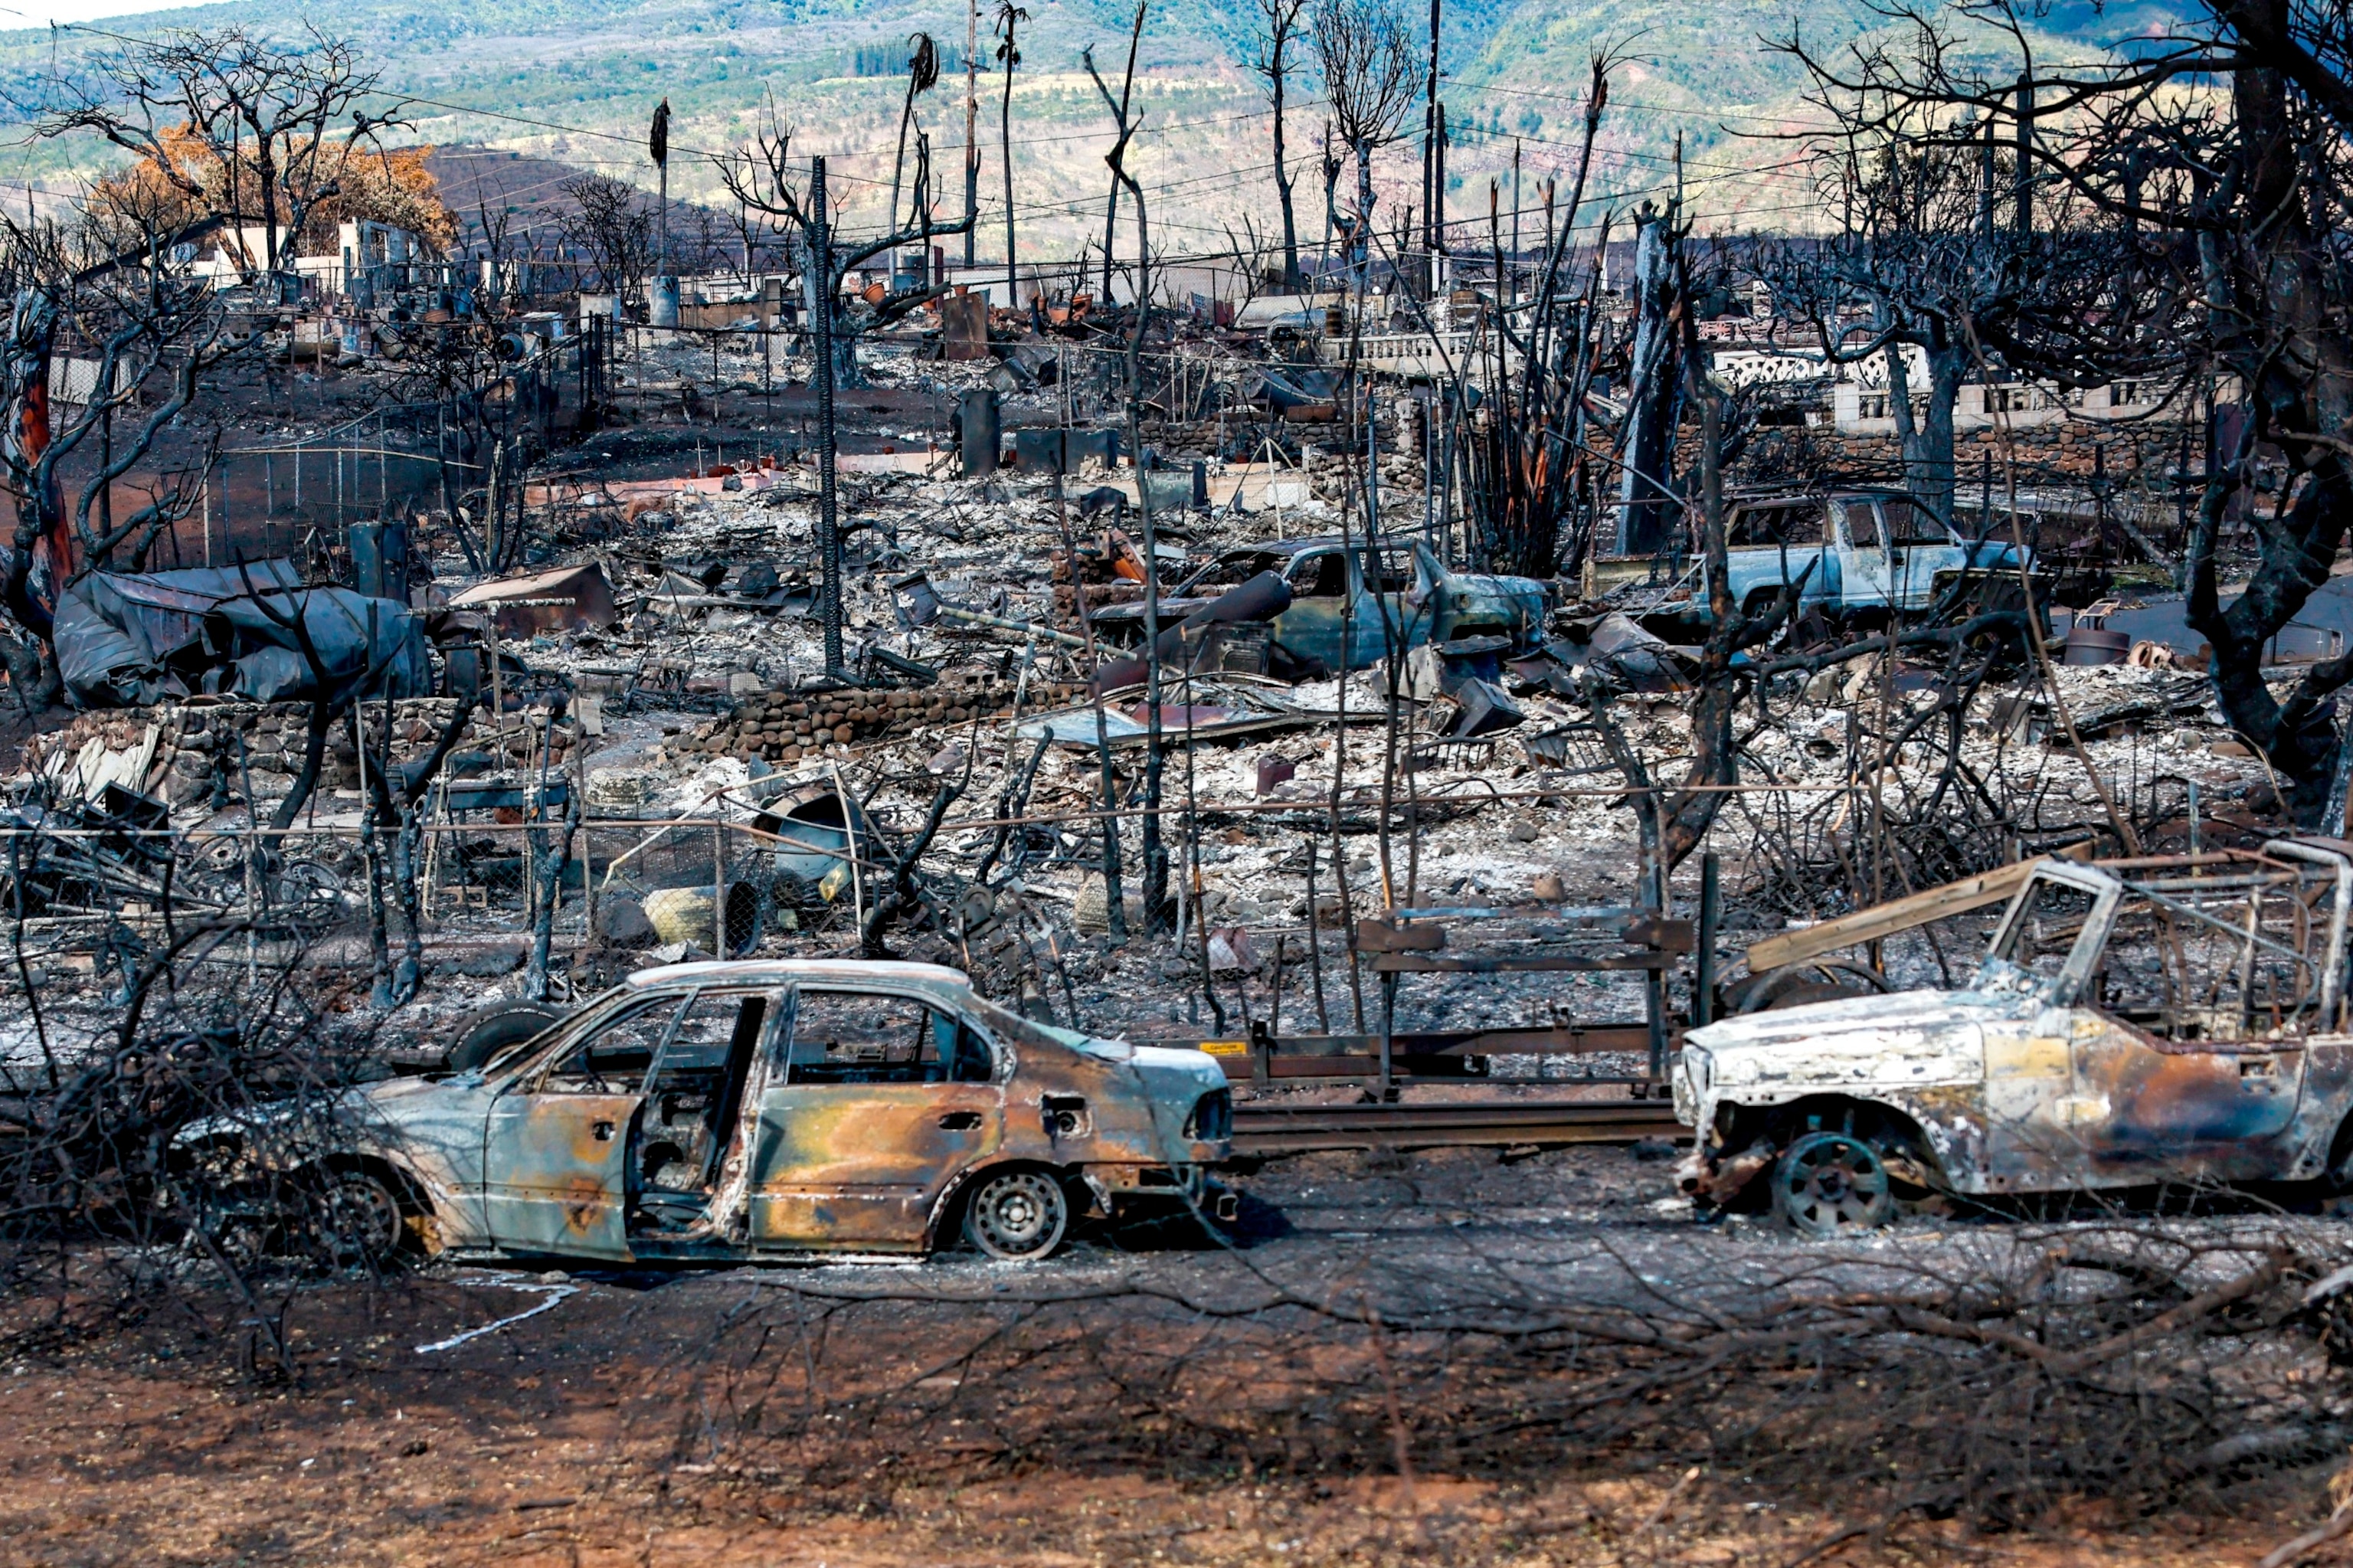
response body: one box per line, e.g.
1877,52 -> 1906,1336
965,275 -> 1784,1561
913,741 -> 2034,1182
1985,877 -> 2100,994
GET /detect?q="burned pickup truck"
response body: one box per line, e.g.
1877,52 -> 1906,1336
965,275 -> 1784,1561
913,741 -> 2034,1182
172,960 -> 1233,1265
1641,487 -> 2034,639
1676,843 -> 2353,1235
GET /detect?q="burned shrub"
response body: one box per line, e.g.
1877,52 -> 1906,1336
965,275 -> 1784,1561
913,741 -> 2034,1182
636,1216 -> 2353,1540
0,904 -> 394,1376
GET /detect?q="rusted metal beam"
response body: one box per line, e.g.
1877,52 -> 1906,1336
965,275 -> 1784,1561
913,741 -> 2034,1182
1370,951 -> 1674,973
1137,1023 -> 1666,1082
1228,1098 -> 1684,1154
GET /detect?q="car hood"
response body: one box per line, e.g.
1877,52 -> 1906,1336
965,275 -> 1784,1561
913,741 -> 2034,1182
175,1072 -> 485,1170
1128,1043 -> 1226,1097
1684,987 -> 2038,1092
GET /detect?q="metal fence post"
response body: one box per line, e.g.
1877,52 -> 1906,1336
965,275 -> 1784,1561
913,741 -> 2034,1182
1696,851 -> 1720,1028
712,820 -> 726,956
578,744 -> 596,949
582,826 -> 597,947
244,825 -> 260,995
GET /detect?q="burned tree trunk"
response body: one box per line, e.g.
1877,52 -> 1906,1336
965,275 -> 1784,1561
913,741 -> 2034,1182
1882,332 -> 1969,532
2189,460 -> 2353,824
1615,206 -> 1680,556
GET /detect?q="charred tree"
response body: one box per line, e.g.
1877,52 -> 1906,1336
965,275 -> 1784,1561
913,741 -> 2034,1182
1784,0 -> 2353,822
1249,0 -> 1311,290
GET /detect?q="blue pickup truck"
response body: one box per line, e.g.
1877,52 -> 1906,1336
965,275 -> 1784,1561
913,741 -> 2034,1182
1648,488 -> 2036,633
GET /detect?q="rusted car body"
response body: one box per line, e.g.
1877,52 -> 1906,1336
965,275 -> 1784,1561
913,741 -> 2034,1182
176,960 -> 1233,1264
1090,536 -> 1545,674
1674,843 -> 2353,1233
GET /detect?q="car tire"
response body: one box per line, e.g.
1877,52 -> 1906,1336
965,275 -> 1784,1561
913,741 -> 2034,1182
1772,1131 -> 1895,1237
313,1168 -> 410,1267
961,1169 -> 1069,1262
446,1001 -> 565,1072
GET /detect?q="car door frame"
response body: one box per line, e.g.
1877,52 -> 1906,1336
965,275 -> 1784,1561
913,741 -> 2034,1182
1833,496 -> 1894,614
747,982 -> 1010,1255
1975,862 -> 2127,1187
1268,545 -> 1354,673
477,986 -> 699,1259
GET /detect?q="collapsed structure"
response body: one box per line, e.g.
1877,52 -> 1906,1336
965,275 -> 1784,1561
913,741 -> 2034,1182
0,8 -> 2335,1260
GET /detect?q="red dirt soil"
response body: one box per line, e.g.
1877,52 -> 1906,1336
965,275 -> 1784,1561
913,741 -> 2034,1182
0,1265 -> 2323,1568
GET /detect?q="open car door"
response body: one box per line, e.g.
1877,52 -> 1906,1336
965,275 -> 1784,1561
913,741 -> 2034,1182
480,991 -> 689,1259
481,985 -> 782,1259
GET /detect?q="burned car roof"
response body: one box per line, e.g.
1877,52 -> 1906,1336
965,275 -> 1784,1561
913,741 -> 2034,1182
620,957 -> 977,993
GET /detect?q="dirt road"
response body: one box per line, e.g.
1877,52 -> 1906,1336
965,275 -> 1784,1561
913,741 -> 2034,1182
0,1147 -> 2328,1566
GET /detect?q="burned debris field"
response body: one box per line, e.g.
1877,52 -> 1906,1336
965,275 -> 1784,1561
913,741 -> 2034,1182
15,2 -> 2353,1565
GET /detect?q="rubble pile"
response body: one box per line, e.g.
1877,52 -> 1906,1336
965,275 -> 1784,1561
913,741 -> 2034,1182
24,697 -> 565,807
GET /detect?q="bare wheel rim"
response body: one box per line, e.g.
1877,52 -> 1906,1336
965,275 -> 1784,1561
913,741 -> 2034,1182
1775,1132 -> 1893,1236
318,1173 -> 405,1265
965,1171 -> 1067,1261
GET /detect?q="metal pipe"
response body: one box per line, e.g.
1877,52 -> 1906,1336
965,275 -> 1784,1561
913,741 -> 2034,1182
933,604 -> 1088,647
813,155 -> 844,678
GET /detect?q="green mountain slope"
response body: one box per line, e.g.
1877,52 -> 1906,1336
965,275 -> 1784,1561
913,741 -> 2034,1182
0,0 -> 2190,254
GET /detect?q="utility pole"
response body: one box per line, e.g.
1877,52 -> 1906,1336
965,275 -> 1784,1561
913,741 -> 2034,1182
1978,113 -> 1996,238
999,2 -> 1023,313
1424,0 -> 1442,296
1421,99 -> 1440,292
2013,73 -> 2033,237
812,156 -> 844,679
964,0 -> 981,269
653,99 -> 670,270
650,98 -> 677,326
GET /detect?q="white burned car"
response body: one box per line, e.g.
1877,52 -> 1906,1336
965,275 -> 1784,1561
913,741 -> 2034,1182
175,960 -> 1233,1265
1674,843 -> 2353,1234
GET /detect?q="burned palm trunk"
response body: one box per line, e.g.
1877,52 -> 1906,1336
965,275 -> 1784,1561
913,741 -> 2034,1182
524,782 -> 582,1000
1615,206 -> 1681,556
1586,293 -> 1800,879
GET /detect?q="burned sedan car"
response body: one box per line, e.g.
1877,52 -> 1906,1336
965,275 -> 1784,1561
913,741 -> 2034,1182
1675,843 -> 2353,1235
174,960 -> 1234,1265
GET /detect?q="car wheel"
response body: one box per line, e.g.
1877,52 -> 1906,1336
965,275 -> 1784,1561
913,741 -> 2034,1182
447,1001 -> 565,1072
1772,1131 -> 1894,1237
961,1169 -> 1069,1262
313,1169 -> 409,1267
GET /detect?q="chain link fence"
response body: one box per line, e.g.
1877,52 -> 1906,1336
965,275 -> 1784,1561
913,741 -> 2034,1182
0,813 -> 879,990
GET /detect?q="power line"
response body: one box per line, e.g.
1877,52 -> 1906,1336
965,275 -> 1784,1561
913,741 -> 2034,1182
1446,77 -> 1844,133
